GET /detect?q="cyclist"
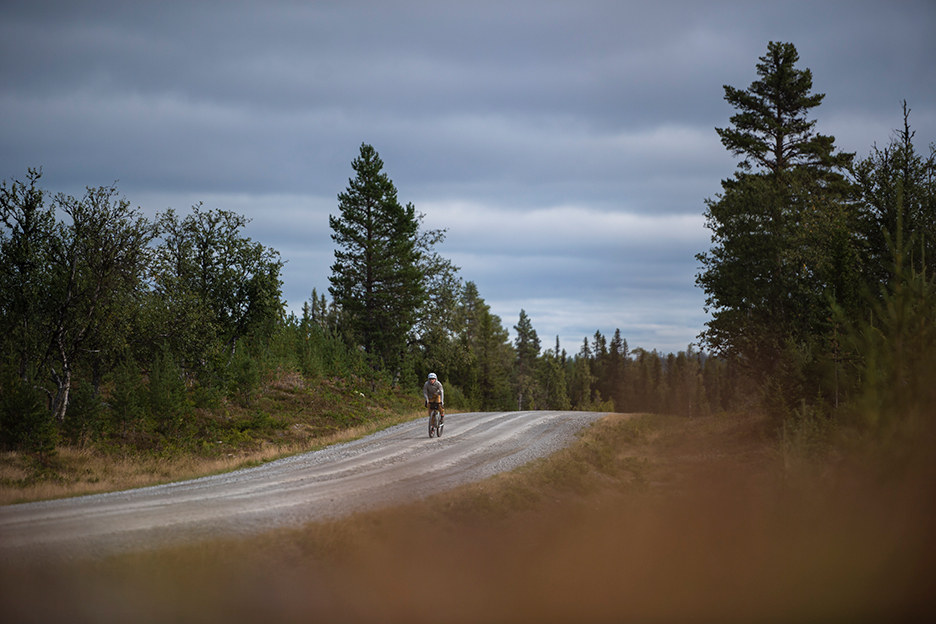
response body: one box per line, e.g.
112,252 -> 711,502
422,372 -> 444,426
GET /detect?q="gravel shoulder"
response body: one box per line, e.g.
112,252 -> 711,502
0,410 -> 607,561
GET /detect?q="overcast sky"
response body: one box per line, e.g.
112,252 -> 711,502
2,1 -> 934,355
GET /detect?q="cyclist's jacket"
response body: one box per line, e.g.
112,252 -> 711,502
423,379 -> 444,404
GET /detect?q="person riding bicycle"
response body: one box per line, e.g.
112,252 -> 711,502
423,372 -> 444,425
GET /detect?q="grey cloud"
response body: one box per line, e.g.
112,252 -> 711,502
2,0 -> 934,353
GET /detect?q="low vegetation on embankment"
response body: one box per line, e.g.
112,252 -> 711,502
2,410 -> 933,623
0,371 -> 421,505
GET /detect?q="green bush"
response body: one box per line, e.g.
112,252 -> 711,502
62,379 -> 105,445
229,347 -> 261,407
109,359 -> 145,437
0,369 -> 57,459
148,348 -> 192,436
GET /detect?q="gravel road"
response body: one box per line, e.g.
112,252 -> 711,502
0,410 -> 607,561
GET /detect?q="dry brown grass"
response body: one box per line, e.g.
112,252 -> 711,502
2,412 -> 934,623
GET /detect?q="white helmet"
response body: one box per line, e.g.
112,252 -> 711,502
428,372 -> 438,380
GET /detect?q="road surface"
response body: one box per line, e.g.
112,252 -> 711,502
0,410 -> 607,561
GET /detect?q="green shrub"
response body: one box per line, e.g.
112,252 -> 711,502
0,370 -> 57,459
148,348 -> 192,435
62,379 -> 105,445
229,347 -> 261,407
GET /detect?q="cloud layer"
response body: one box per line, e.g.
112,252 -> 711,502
2,0 -> 934,353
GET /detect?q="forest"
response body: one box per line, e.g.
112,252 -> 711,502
0,159 -> 725,460
1,41 -> 933,463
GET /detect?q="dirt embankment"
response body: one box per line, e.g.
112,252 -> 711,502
2,412 -> 934,623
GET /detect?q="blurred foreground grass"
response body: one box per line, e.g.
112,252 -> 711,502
2,412 -> 934,623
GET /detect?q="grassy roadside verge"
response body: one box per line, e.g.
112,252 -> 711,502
0,410 -> 422,505
3,411 -> 933,623
0,371 -> 423,505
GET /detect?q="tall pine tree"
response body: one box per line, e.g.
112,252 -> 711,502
716,42 -> 852,177
329,144 -> 423,371
513,309 -> 540,409
696,42 -> 856,413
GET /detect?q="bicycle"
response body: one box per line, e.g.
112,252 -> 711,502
427,401 -> 444,438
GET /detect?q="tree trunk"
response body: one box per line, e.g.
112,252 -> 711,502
51,339 -> 72,423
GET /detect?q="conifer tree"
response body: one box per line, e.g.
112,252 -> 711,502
513,309 -> 540,409
717,42 -> 852,177
329,144 -> 423,371
608,329 -> 628,411
476,306 -> 513,410
696,42 -> 856,411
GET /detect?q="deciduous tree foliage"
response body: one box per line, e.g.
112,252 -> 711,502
409,213 -> 463,387
0,171 -> 284,452
0,170 -> 154,425
47,185 -> 155,422
0,169 -> 56,383
151,204 -> 283,368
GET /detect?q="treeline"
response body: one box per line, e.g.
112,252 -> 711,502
2,41 -> 933,459
301,285 -> 743,417
0,157 -> 734,459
